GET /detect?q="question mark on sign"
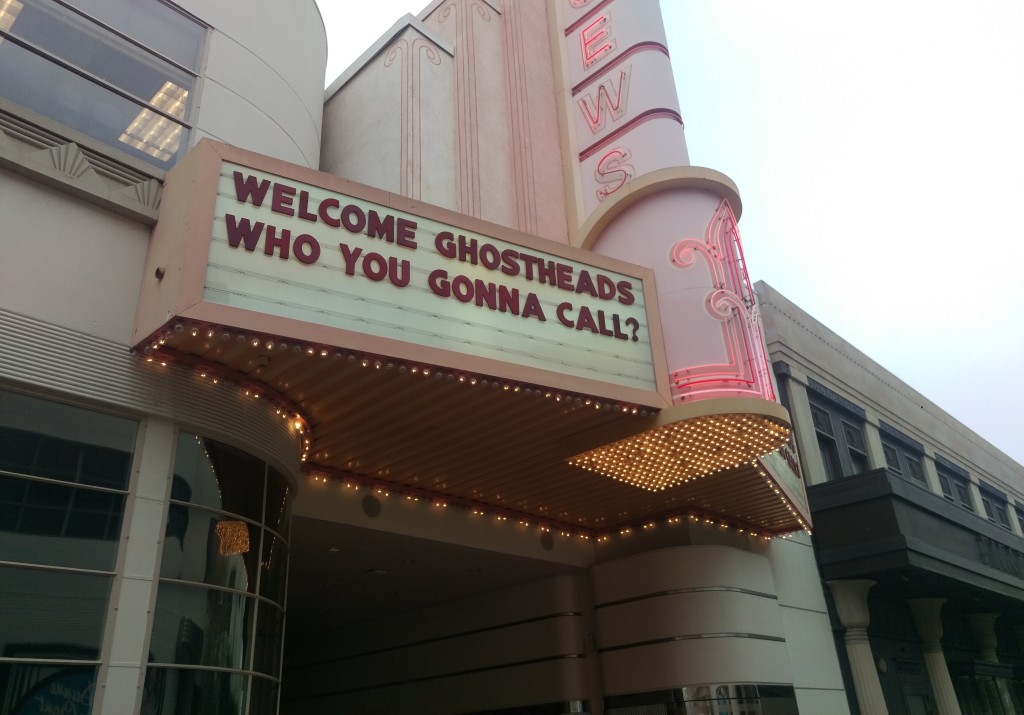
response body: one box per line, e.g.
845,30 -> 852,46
625,318 -> 640,342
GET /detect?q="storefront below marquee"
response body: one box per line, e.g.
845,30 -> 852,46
0,371 -> 807,715
0,135 -> 815,712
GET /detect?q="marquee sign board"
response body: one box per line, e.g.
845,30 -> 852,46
134,141 -> 671,407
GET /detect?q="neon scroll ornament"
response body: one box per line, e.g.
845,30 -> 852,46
669,199 -> 774,403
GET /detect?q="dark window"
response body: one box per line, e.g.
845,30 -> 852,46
907,455 -> 924,482
980,484 -> 1012,530
808,398 -> 869,479
0,390 -> 136,571
842,420 -> 870,473
881,439 -> 927,485
937,464 -> 974,512
810,403 -> 842,480
145,432 -> 292,713
0,389 -> 136,707
938,471 -> 954,500
0,0 -> 205,169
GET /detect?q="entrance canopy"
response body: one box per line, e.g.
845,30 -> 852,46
135,142 -> 807,536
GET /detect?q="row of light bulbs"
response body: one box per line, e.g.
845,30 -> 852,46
306,469 -> 807,542
141,320 -> 654,421
140,317 -> 654,477
570,414 -> 791,491
140,320 -> 809,539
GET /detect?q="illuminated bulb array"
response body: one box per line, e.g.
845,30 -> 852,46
141,320 -> 809,539
568,414 -> 791,491
140,340 -> 312,462
303,470 -> 810,544
755,463 -> 812,535
139,320 -> 651,423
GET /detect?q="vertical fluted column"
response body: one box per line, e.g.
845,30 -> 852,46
967,613 -> 999,662
908,598 -> 962,715
967,613 -> 1016,715
828,580 -> 889,714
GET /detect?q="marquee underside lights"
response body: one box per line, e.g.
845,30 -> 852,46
568,413 -> 791,492
135,320 -> 807,535
132,143 -> 811,535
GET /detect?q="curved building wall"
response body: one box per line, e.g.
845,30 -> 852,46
592,546 -> 791,693
0,302 -> 301,715
179,0 -> 327,168
284,574 -> 592,714
0,1 -> 323,710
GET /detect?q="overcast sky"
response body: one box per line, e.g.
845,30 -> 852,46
317,1 -> 1024,466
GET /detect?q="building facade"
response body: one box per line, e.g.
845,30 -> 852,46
0,1 -> 851,714
758,281 -> 1024,715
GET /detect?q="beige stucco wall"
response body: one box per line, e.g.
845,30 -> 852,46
0,169 -> 150,344
322,1 -> 569,243
178,0 -> 327,168
757,279 -> 1024,502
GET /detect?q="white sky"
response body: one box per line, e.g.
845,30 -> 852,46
317,1 -> 1024,466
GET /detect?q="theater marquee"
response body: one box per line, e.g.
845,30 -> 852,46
134,141 -> 670,407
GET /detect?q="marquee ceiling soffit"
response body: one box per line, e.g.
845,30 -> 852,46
142,324 -> 803,535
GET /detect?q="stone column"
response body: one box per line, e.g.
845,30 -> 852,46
967,613 -> 1016,715
96,418 -> 176,715
908,598 -> 962,715
782,375 -> 829,486
828,579 -> 888,714
967,613 -> 999,662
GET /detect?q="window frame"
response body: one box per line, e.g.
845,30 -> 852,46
806,386 -> 870,480
144,431 -> 292,714
936,464 -> 974,512
0,0 -> 207,168
881,440 -> 927,486
0,388 -> 139,708
979,482 -> 1012,531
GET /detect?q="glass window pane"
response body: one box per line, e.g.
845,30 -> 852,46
12,0 -> 196,108
252,603 -> 284,677
938,472 -> 954,499
842,421 -> 865,452
0,390 -> 136,489
849,451 -> 869,475
0,565 -> 111,658
0,38 -> 189,168
160,506 -> 260,593
955,481 -> 973,510
0,426 -> 37,474
150,581 -> 254,670
263,467 -> 290,533
32,436 -> 81,480
160,436 -> 290,699
907,456 -> 924,483
143,666 -> 247,715
810,404 -> 833,436
0,476 -> 123,569
882,443 -> 901,472
983,497 -> 996,521
66,487 -> 122,540
79,445 -> 133,489
64,0 -> 206,70
172,434 -> 266,522
817,437 -> 841,481
259,533 -> 287,605
248,675 -> 279,715
0,663 -> 98,715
